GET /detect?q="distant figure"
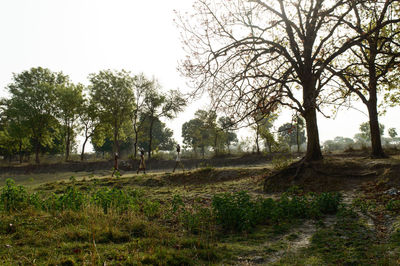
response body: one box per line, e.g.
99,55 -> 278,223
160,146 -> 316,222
173,144 -> 185,173
137,149 -> 146,174
112,152 -> 119,177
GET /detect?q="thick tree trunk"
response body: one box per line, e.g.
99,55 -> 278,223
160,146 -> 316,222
367,101 -> 386,158
134,132 -> 138,158
296,121 -> 300,153
80,136 -> 89,161
65,125 -> 70,161
133,113 -> 138,158
113,122 -> 120,155
19,141 -> 23,164
35,139 -> 40,164
255,123 -> 260,154
303,106 -> 323,162
366,47 -> 386,158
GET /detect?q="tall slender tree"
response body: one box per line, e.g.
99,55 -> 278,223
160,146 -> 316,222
78,96 -> 101,161
56,83 -> 84,161
329,0 -> 400,158
131,74 -> 153,158
143,83 -> 185,159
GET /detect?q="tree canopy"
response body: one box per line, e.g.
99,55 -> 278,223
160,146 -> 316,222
178,0 -> 400,162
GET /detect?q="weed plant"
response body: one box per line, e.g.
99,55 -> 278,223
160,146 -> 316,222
212,190 -> 342,232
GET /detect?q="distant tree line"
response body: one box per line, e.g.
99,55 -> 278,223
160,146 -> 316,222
324,123 -> 399,152
0,68 -> 185,163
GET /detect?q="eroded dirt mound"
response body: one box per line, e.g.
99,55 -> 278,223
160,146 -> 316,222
264,156 -> 400,192
163,168 -> 269,185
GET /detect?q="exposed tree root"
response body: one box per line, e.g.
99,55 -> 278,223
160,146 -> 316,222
263,155 -> 395,193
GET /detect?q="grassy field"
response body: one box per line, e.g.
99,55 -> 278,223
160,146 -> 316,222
1,158 -> 400,265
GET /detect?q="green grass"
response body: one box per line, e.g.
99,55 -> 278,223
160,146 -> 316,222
1,166 -> 399,265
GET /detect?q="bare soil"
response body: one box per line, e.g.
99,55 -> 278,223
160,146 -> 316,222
0,153 -> 282,175
264,154 -> 400,192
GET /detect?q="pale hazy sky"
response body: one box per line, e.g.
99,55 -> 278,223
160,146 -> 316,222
0,0 -> 398,150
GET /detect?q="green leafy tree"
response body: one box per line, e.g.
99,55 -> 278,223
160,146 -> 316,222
89,70 -> 135,156
78,96 -> 101,161
182,109 -> 224,158
0,100 -> 31,162
193,110 -> 222,156
138,117 -> 176,154
6,67 -> 68,164
0,129 -> 19,162
218,116 -> 238,153
56,83 -> 84,161
256,114 -> 277,153
278,118 -> 306,152
182,117 -> 210,158
142,82 -> 185,159
131,74 -> 153,158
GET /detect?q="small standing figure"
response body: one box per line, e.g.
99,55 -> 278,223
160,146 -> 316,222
173,144 -> 185,173
137,149 -> 146,174
112,152 -> 119,177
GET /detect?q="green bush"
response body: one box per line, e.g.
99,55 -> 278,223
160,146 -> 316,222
91,187 -> 142,213
57,186 -> 85,211
211,191 -> 342,232
212,191 -> 258,232
143,200 -> 161,219
180,206 -> 214,234
386,199 -> 400,212
0,179 -> 28,211
313,192 -> 342,215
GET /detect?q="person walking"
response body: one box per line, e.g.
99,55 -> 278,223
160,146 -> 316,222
173,144 -> 185,173
137,149 -> 146,174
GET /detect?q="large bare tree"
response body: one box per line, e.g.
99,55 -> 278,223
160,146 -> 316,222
178,0 -> 372,162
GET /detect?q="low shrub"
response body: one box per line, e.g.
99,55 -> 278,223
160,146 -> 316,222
386,199 -> 400,212
91,187 -> 142,213
0,179 -> 29,211
211,190 -> 342,232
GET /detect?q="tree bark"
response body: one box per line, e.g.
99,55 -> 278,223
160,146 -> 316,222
19,141 -> 23,164
113,120 -> 120,155
367,101 -> 386,158
133,112 -> 138,158
35,138 -> 40,164
366,45 -> 386,158
65,124 -> 70,161
296,120 -> 300,153
81,136 -> 89,161
214,130 -> 218,156
303,106 -> 323,162
255,123 -> 260,154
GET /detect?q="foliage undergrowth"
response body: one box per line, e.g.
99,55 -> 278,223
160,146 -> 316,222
0,178 -> 369,265
211,190 -> 341,232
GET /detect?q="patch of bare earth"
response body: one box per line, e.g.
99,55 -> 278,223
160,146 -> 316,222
263,155 -> 400,193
